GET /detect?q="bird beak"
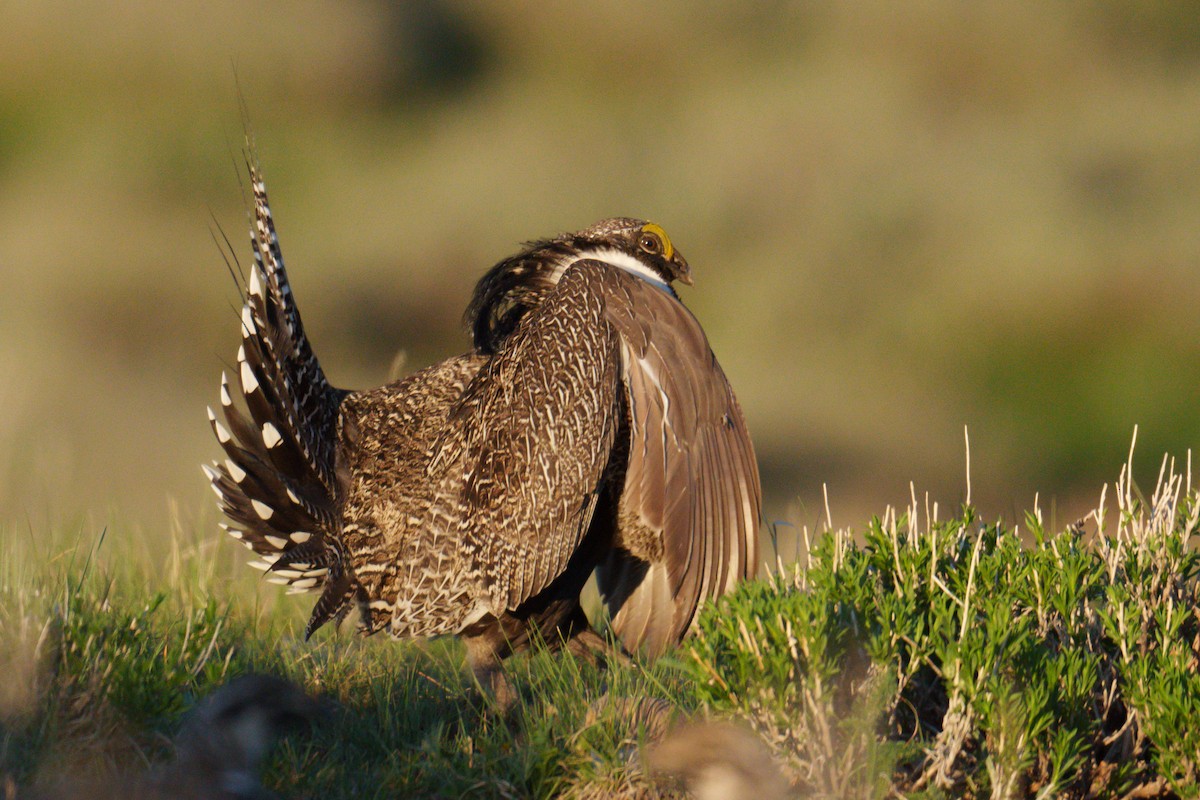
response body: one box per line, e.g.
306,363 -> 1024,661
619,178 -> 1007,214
673,254 -> 693,286
676,253 -> 696,287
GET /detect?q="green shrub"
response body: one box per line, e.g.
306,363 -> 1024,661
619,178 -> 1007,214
687,458 -> 1200,798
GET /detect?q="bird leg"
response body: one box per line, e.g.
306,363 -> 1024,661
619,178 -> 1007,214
462,628 -> 518,711
461,598 -> 627,711
566,624 -> 630,669
461,515 -> 625,709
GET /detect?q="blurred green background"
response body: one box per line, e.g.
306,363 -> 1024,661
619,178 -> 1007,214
2,2 -> 1200,544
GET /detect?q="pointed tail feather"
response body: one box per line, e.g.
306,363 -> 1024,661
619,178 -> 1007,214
241,156 -> 346,499
204,150 -> 347,604
304,566 -> 360,640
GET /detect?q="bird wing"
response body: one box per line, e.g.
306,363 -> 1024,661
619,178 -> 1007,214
446,261 -> 624,613
595,269 -> 761,655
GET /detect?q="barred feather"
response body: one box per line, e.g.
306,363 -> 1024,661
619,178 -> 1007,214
242,158 -> 347,500
203,147 -> 345,599
465,241 -> 572,354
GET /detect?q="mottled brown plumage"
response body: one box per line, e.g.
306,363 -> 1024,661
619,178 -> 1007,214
204,153 -> 761,692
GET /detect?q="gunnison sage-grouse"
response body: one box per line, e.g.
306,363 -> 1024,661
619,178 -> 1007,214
203,154 -> 761,695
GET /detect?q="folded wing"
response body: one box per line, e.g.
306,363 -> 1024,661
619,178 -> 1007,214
447,261 -> 624,614
596,270 -> 761,655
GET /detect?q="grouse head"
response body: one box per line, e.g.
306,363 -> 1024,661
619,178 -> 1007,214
467,218 -> 691,354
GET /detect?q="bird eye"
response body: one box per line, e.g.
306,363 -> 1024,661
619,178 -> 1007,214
639,223 -> 675,259
639,233 -> 663,255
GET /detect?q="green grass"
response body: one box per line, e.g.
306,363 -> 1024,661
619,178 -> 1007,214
3,448 -> 1198,798
0,527 -> 693,798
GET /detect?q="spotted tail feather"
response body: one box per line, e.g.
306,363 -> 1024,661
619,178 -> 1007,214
204,152 -> 346,603
242,157 -> 346,499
